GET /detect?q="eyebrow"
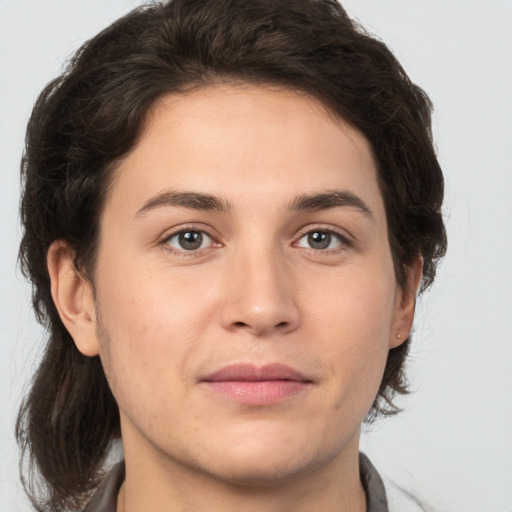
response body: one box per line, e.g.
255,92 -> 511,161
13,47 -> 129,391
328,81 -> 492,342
289,190 -> 373,218
134,189 -> 373,219
135,191 -> 232,217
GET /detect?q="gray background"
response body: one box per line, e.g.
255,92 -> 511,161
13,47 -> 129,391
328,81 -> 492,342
1,1 -> 511,511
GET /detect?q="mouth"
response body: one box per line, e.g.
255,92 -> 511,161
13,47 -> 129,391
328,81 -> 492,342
200,363 -> 313,406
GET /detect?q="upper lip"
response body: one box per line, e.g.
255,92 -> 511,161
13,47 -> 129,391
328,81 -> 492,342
201,363 -> 312,382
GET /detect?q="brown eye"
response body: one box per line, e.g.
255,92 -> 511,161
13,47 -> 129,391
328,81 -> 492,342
167,230 -> 210,251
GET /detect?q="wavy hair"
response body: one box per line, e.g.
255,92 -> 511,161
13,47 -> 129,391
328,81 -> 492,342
17,0 -> 446,510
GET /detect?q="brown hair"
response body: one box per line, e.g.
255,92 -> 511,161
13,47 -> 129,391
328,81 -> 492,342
17,0 -> 446,510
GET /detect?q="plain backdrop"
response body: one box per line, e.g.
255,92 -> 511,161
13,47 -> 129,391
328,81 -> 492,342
1,1 -> 511,511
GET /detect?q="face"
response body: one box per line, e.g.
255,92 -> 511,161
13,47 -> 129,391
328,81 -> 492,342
71,85 -> 414,485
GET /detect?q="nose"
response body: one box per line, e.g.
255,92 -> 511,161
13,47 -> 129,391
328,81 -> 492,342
220,245 -> 301,337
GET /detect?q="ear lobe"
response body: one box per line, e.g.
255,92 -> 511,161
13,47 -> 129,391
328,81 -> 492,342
389,256 -> 423,349
47,240 -> 100,357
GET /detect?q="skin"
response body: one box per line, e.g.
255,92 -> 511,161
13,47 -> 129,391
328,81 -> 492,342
48,84 -> 420,512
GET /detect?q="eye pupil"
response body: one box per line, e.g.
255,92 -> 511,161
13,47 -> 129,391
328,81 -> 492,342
308,231 -> 331,249
179,231 -> 203,250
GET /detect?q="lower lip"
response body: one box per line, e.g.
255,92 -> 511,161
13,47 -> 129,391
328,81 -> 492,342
202,381 -> 310,405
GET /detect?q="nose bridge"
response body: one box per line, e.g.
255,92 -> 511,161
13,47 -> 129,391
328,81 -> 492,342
221,238 -> 300,336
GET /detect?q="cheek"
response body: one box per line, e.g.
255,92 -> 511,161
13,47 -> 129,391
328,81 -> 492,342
97,252 -> 212,336
305,261 -> 396,343
93,258 -> 217,400
303,261 -> 396,392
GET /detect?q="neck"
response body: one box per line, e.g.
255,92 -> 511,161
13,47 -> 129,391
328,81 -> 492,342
118,431 -> 366,512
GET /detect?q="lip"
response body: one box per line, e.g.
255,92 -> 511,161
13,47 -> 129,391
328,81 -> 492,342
200,363 -> 313,405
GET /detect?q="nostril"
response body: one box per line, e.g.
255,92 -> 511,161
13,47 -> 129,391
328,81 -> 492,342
232,320 -> 288,330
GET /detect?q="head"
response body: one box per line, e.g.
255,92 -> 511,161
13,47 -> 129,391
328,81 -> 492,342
17,1 -> 446,510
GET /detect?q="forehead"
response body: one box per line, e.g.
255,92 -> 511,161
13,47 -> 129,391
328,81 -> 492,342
106,84 -> 383,221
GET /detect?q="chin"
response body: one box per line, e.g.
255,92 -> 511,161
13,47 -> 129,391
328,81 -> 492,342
206,455 -> 322,488
190,433 -> 341,488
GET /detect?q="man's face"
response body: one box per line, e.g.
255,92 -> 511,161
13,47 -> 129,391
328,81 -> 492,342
85,85 -> 411,484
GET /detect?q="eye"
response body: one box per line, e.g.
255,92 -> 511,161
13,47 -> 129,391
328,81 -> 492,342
295,230 -> 345,250
165,230 -> 213,251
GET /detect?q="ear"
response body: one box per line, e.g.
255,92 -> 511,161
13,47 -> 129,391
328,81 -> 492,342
47,240 -> 100,357
389,256 -> 423,349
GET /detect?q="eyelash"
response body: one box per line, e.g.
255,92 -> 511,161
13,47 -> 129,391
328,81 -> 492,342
159,226 -> 352,256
